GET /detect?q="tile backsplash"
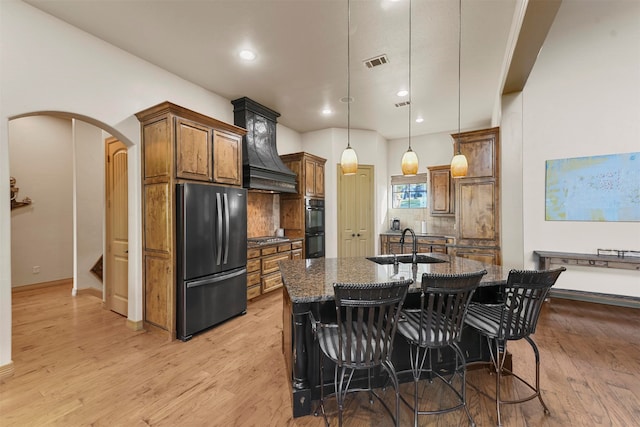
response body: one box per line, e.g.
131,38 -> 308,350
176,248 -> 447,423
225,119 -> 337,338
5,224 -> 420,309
247,192 -> 280,237
386,208 -> 455,235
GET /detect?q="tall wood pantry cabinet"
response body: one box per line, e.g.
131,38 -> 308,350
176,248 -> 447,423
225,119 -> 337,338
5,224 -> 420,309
136,101 -> 246,337
450,127 -> 501,265
279,152 -> 326,243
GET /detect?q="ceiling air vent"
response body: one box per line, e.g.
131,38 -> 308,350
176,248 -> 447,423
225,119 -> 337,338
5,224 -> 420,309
395,101 -> 411,108
363,54 -> 389,69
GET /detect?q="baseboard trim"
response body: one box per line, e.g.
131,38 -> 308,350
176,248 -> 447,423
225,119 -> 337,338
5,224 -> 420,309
77,287 -> 103,299
550,289 -> 640,309
0,361 -> 15,380
126,319 -> 144,331
12,278 -> 73,293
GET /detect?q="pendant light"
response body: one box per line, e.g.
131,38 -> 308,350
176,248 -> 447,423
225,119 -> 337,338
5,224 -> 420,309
401,0 -> 419,176
450,0 -> 468,178
340,0 -> 358,175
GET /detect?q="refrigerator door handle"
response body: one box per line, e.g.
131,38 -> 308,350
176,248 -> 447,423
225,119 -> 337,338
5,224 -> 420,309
223,192 -> 230,265
186,268 -> 247,288
216,192 -> 223,266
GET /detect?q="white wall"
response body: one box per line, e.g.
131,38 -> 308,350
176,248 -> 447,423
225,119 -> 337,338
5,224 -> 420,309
276,123 -> 303,155
73,120 -> 104,291
500,93 -> 524,270
519,0 -> 640,296
9,116 -> 74,286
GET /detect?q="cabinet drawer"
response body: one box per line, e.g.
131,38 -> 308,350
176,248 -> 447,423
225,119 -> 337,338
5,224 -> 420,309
261,246 -> 277,256
247,271 -> 261,287
291,249 -> 303,260
292,240 -> 303,250
277,243 -> 292,252
262,252 -> 290,275
247,258 -> 261,273
247,285 -> 261,300
262,272 -> 283,293
247,248 -> 261,259
431,246 -> 447,254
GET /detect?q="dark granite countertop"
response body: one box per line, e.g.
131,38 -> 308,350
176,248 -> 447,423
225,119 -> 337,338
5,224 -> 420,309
280,254 -> 510,303
247,237 -> 303,249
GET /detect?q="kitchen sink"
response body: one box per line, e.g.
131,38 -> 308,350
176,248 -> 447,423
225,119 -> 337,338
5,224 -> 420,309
366,254 -> 447,265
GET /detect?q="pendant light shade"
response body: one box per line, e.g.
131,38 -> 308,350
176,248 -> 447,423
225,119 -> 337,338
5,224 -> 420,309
341,146 -> 358,175
450,152 -> 468,178
340,0 -> 358,176
402,0 -> 418,176
401,148 -> 419,176
450,0 -> 468,178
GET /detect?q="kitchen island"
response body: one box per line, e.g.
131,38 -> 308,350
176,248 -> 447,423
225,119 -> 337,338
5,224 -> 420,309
280,254 -> 511,417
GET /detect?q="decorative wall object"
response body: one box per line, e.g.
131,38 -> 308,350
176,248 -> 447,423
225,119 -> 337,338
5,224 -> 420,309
10,176 -> 32,210
545,152 -> 640,222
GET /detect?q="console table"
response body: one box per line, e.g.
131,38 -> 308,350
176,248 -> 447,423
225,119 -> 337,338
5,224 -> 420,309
534,251 -> 640,272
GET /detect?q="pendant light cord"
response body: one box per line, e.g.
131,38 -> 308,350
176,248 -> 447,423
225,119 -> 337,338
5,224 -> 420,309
408,0 -> 412,151
347,0 -> 351,149
457,0 -> 461,153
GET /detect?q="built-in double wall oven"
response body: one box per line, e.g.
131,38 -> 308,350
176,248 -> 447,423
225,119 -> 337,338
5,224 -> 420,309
305,198 -> 325,258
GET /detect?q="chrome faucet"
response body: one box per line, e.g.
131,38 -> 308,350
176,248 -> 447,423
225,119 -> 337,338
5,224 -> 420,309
400,227 -> 418,264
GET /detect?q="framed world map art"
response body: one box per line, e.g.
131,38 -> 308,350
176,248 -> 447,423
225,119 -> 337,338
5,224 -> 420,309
545,152 -> 640,222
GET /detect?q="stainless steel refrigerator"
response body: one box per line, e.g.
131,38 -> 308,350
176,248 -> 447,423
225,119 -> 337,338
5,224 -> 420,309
176,183 -> 247,341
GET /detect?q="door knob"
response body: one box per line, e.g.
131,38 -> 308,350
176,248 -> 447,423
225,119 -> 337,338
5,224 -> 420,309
351,233 -> 355,237
357,234 -> 360,237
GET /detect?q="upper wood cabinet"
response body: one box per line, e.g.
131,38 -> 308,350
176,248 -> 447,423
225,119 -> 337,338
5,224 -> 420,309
175,117 -> 212,181
213,130 -> 242,186
305,156 -> 325,197
135,101 -> 245,336
428,165 -> 454,216
280,152 -> 326,198
451,127 -> 501,264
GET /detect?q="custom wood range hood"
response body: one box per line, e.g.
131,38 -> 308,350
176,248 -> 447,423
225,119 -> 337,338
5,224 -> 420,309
231,97 -> 297,193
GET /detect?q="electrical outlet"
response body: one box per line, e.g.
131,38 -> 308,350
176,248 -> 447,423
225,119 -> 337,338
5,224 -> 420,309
32,266 -> 40,274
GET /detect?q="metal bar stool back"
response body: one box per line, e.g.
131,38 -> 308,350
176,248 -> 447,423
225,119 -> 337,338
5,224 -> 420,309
313,279 -> 412,427
465,267 -> 566,426
397,270 -> 487,427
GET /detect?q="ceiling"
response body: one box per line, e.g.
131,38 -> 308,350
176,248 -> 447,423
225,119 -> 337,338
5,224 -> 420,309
24,0 -> 519,140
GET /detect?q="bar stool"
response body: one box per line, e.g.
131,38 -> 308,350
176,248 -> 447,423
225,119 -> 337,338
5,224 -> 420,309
397,270 -> 487,427
312,279 -> 412,427
464,267 -> 566,426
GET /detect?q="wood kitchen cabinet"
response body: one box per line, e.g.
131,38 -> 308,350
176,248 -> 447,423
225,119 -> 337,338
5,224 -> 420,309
450,127 -> 501,264
246,239 -> 303,299
136,101 -> 246,336
279,152 -> 326,250
428,165 -> 454,216
213,129 -> 242,186
280,152 -> 326,198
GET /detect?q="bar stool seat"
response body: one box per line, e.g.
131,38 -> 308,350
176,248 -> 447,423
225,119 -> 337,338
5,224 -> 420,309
465,267 -> 566,426
397,270 -> 487,427
312,279 -> 412,427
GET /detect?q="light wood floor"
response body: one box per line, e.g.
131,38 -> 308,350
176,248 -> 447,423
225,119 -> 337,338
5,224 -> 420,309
1,284 -> 639,426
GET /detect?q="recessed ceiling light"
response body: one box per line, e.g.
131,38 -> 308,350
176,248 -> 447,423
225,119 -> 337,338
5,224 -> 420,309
322,108 -> 332,115
239,50 -> 256,61
397,89 -> 409,97
415,117 -> 424,123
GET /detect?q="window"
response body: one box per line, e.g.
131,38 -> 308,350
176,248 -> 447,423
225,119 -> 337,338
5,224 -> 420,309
391,173 -> 428,209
